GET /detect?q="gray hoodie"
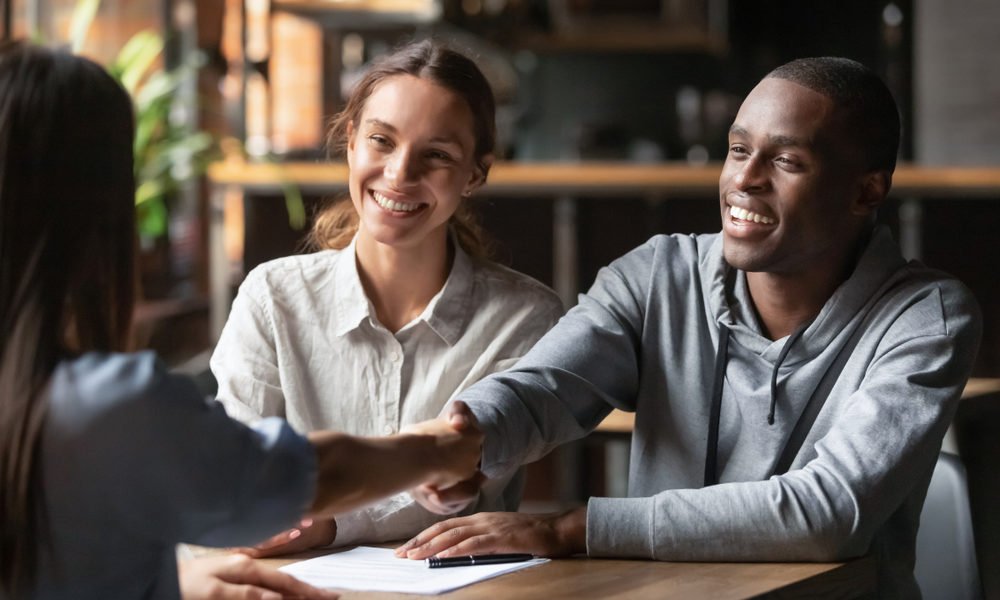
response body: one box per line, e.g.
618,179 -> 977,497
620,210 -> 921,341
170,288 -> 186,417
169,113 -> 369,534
460,226 -> 982,598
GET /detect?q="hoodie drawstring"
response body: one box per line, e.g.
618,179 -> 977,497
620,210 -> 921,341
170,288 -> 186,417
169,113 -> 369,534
704,320 -> 810,486
704,324 -> 730,487
767,322 -> 810,425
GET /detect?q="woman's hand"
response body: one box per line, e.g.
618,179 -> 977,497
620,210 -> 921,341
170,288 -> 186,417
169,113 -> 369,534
394,507 -> 588,560
178,553 -> 339,600
235,518 -> 337,559
307,400 -> 484,517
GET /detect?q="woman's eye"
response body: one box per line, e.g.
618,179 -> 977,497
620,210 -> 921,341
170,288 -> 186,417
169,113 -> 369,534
427,150 -> 454,163
368,135 -> 391,148
729,145 -> 748,157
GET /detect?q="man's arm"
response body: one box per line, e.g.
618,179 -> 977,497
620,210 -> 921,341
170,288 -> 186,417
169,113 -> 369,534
596,310 -> 980,562
402,262 -> 981,563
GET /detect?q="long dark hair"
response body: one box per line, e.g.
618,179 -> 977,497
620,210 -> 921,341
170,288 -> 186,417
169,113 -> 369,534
309,38 -> 496,258
0,41 -> 136,593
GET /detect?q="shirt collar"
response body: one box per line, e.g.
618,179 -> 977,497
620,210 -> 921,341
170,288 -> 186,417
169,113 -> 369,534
331,231 -> 475,344
332,235 -> 374,337
421,234 -> 475,346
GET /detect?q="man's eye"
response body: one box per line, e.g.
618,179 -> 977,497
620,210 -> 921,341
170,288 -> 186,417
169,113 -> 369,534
729,145 -> 748,156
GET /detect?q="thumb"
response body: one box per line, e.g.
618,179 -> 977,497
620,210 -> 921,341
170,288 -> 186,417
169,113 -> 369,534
446,400 -> 475,430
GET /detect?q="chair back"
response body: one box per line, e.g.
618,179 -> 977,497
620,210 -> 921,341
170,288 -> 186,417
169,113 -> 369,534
914,452 -> 982,600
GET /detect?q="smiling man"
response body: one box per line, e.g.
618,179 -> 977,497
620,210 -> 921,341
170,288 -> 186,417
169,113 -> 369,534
396,57 -> 983,598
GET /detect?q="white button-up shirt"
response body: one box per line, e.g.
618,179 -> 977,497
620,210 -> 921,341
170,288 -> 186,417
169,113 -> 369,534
211,236 -> 563,544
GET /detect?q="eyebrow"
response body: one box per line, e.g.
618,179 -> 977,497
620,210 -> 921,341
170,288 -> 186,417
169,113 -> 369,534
729,125 -> 808,148
364,119 -> 465,147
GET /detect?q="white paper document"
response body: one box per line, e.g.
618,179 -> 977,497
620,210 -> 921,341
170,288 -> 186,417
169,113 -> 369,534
279,546 -> 548,595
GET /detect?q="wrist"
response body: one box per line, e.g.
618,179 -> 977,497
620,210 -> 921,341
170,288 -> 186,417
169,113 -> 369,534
554,506 -> 588,556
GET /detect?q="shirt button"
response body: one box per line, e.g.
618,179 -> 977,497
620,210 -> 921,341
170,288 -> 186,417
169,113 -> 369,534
383,424 -> 395,435
389,351 -> 401,362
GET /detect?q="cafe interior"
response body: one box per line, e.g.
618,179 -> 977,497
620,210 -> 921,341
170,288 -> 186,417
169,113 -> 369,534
4,0 -> 999,598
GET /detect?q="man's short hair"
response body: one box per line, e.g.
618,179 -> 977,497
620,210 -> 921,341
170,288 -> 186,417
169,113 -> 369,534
767,57 -> 901,174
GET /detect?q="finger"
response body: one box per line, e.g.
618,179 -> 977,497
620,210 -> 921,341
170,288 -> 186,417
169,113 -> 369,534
445,400 -> 475,430
255,527 -> 302,551
410,485 -> 458,515
434,473 -> 484,506
404,525 -> 486,560
433,534 -> 512,558
222,584 -> 283,600
238,566 -> 340,599
246,533 -> 314,559
422,491 -> 468,516
394,517 -> 472,557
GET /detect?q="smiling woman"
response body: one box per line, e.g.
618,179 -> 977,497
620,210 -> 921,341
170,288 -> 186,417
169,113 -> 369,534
312,39 -> 497,261
210,39 -> 564,558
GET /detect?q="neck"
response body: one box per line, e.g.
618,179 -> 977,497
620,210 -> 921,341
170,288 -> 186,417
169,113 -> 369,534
355,229 -> 453,333
745,271 -> 833,340
746,228 -> 870,340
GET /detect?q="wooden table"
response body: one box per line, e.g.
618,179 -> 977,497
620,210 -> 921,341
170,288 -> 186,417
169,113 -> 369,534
255,551 -> 876,599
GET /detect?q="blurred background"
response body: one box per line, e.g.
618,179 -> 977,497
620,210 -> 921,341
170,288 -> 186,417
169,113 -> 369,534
4,1 -> 999,595
6,0 -> 996,376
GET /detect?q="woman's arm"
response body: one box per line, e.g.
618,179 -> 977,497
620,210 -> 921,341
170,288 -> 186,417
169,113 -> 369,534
307,402 -> 483,519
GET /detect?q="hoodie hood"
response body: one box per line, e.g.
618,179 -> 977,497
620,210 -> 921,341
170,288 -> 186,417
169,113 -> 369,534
699,225 -> 911,484
704,225 -> 909,366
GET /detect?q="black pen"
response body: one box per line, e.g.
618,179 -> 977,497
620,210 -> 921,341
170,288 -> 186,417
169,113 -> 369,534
426,553 -> 534,568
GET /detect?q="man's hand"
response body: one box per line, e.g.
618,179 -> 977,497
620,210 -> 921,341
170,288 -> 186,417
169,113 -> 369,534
403,400 -> 484,514
234,518 -> 337,559
402,400 -> 484,491
178,553 -> 339,600
393,507 -> 588,560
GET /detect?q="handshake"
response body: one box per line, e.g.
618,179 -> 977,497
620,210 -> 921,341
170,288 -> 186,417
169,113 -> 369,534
238,400 -> 487,559
400,400 -> 487,516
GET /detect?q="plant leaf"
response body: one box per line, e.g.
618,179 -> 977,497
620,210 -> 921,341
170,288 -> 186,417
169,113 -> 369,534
112,30 -> 164,94
69,0 -> 102,53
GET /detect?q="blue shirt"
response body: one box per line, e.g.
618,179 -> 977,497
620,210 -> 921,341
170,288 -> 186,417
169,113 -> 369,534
24,351 -> 315,599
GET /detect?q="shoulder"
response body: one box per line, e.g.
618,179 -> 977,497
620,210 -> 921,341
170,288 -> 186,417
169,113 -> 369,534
881,263 -> 982,338
608,232 -> 715,273
239,249 -> 345,301
471,259 -> 564,315
46,351 -> 202,436
594,232 -> 718,298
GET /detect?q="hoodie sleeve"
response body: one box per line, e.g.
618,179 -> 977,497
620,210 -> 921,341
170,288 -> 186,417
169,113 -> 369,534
587,278 -> 982,562
459,239 -> 657,480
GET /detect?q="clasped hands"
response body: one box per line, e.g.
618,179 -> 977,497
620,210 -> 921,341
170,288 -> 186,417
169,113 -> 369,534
237,400 -> 484,559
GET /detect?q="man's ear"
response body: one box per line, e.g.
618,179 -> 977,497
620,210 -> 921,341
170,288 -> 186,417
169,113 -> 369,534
463,154 -> 494,197
851,170 -> 890,217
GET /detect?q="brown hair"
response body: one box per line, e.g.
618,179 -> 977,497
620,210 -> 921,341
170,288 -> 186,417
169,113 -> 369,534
308,39 -> 495,259
0,41 -> 136,593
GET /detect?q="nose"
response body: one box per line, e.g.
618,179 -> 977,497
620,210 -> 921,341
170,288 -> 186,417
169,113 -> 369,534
731,155 -> 769,192
384,147 -> 419,188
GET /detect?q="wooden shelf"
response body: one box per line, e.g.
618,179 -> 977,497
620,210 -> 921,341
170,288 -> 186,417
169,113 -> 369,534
208,160 -> 1000,198
514,26 -> 727,55
272,0 -> 439,26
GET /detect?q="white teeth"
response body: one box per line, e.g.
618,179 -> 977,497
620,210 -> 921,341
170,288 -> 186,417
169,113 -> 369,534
729,205 -> 775,225
373,191 -> 421,213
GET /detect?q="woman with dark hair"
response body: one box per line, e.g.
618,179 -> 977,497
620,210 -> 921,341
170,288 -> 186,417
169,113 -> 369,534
211,39 -> 563,556
0,40 -> 482,599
